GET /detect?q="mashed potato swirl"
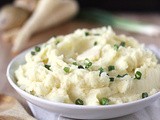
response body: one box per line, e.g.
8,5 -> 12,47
15,27 -> 160,105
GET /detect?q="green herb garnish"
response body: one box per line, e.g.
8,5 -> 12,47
30,90 -> 35,95
55,40 -> 60,45
84,58 -> 90,64
99,98 -> 109,105
75,99 -> 84,105
72,62 -> 78,65
114,44 -> 119,51
78,65 -> 84,69
117,74 -> 128,78
120,42 -> 126,47
45,64 -> 51,70
135,71 -> 142,79
114,42 -> 125,51
142,92 -> 148,98
94,41 -> 98,46
31,51 -> 35,55
108,65 -> 115,71
85,32 -> 90,36
31,46 -> 41,55
98,67 -> 104,76
94,33 -> 100,36
85,62 -> 92,69
109,77 -> 114,82
63,67 -> 70,73
35,46 -> 41,52
84,58 -> 92,69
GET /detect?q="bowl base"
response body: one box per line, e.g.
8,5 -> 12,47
27,102 -> 71,120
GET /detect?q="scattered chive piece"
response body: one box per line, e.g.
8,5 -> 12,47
120,42 -> 126,47
108,65 -> 115,71
85,62 -> 92,69
75,99 -> 84,105
98,67 -> 104,76
99,98 -> 109,105
117,74 -> 128,78
135,71 -> 142,79
55,40 -> 60,45
45,64 -> 51,70
84,58 -> 92,69
142,92 -> 148,98
114,44 -> 119,51
31,51 -> 35,55
72,62 -> 78,65
114,42 -> 125,51
94,41 -> 98,46
63,67 -> 70,73
109,77 -> 114,82
94,33 -> 100,36
78,65 -> 84,69
85,32 -> 90,36
35,46 -> 41,52
30,90 -> 35,95
84,58 -> 90,63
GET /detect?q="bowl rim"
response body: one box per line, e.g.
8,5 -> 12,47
6,48 -> 160,110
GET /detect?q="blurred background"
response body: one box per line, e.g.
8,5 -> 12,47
1,0 -> 160,12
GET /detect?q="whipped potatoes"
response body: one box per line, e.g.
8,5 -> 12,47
15,27 -> 160,105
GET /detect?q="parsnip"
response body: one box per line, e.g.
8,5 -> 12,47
12,0 -> 79,54
2,28 -> 19,42
39,0 -> 79,30
0,5 -> 30,31
14,0 -> 39,12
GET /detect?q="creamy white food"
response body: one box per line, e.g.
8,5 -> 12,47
15,27 -> 160,105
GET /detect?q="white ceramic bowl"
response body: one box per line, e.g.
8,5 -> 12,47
7,48 -> 160,119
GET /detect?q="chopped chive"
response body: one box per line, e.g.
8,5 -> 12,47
108,65 -> 115,71
120,42 -> 126,47
35,46 -> 41,52
85,62 -> 92,69
31,51 -> 36,55
30,90 -> 35,95
84,58 -> 92,69
114,44 -> 119,51
142,92 -> 148,98
45,64 -> 51,70
117,74 -> 128,78
75,99 -> 84,105
63,67 -> 70,73
78,65 -> 84,69
88,62 -> 92,66
85,32 -> 90,36
84,58 -> 90,63
94,33 -> 100,36
72,62 -> 78,65
99,98 -> 109,105
55,40 -> 60,45
94,41 -> 98,46
109,77 -> 114,82
135,71 -> 142,79
98,67 -> 104,76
